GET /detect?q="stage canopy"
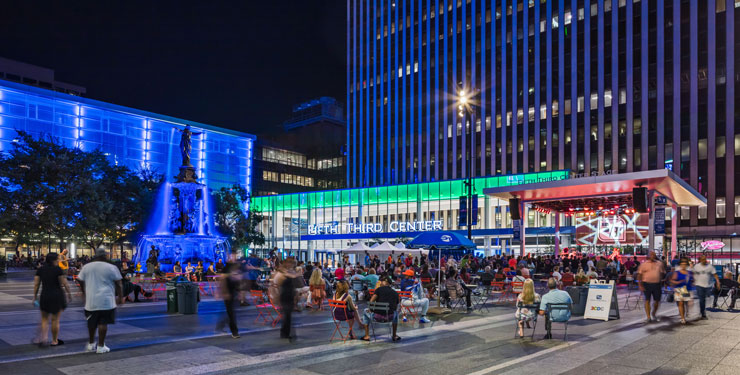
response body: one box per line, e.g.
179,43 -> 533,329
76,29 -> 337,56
484,169 -> 706,212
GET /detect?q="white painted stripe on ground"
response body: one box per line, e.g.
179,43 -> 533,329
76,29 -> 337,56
467,306 -> 680,375
151,315 -> 516,375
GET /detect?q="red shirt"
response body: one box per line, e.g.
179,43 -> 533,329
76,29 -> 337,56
508,258 -> 517,269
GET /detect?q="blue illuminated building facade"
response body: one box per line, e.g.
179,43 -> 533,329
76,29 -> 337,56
347,0 -> 740,240
0,79 -> 254,193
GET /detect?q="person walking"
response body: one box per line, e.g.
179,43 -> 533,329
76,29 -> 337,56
77,248 -> 123,353
273,258 -> 299,341
32,253 -> 72,347
216,260 -> 241,338
670,257 -> 694,324
692,255 -> 720,319
637,251 -> 665,323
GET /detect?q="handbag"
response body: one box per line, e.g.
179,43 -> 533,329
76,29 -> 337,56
675,286 -> 690,298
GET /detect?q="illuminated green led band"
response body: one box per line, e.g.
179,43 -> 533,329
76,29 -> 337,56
251,170 -> 570,212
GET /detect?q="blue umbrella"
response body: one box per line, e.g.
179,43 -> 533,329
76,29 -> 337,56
406,231 -> 477,250
407,231 -> 476,310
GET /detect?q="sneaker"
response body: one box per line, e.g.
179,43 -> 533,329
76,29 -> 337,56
402,316 -> 408,322
700,315 -> 708,320
419,317 -> 431,323
231,334 -> 241,339
652,315 -> 661,322
85,343 -> 97,353
96,345 -> 110,354
644,317 -> 652,324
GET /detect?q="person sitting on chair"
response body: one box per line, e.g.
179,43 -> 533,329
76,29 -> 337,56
713,271 -> 739,310
359,275 -> 401,342
538,277 -> 573,340
515,279 -> 540,337
400,269 -> 431,323
173,261 -> 182,274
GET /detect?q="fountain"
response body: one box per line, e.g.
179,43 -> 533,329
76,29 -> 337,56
133,125 -> 230,272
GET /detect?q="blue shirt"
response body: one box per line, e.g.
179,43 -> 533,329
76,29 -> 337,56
540,289 -> 573,322
245,256 -> 263,281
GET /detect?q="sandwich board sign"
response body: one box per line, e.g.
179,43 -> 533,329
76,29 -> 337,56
584,280 -> 619,321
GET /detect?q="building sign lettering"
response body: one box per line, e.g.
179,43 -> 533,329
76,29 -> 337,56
307,220 -> 443,235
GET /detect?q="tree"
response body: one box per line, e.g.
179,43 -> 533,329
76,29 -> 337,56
0,131 -> 161,254
213,185 -> 265,253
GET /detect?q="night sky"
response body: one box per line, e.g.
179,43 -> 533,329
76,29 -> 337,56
0,1 -> 346,136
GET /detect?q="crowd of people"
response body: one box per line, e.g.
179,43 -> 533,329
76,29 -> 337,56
24,245 -> 740,350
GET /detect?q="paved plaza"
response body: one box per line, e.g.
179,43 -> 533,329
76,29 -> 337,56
1,270 -> 739,375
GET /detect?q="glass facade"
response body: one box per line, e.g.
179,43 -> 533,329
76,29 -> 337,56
347,0 -> 740,233
252,170 -> 573,258
0,80 -> 254,193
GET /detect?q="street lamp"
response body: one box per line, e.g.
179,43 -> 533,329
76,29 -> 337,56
457,86 -> 477,241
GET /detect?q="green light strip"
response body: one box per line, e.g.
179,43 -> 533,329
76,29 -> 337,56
251,170 -> 570,212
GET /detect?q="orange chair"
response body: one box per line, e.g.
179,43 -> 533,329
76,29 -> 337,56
490,281 -> 506,303
328,299 -> 355,342
508,281 -> 524,303
398,290 -> 420,322
368,288 -> 376,297
420,277 -> 434,297
309,284 -> 327,310
252,290 -> 281,327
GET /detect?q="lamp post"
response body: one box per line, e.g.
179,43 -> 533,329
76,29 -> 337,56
457,88 -> 478,241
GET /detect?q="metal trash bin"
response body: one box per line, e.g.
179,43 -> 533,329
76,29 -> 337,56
166,280 -> 178,313
166,276 -> 188,313
177,282 -> 200,314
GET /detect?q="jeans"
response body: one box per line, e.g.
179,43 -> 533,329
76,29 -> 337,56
402,298 -> 429,316
696,286 -> 712,316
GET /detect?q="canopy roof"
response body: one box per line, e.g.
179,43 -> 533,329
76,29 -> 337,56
483,169 -> 706,209
406,231 -> 477,250
341,241 -> 428,256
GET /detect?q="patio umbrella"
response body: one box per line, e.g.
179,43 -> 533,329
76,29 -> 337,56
407,231 -> 477,310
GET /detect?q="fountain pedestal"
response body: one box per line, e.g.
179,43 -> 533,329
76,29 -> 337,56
134,158 -> 229,272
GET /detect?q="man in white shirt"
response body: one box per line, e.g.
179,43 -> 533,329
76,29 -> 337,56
77,247 -> 123,354
692,255 -> 720,319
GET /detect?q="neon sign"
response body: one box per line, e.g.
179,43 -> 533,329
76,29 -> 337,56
307,220 -> 443,235
700,240 -> 725,251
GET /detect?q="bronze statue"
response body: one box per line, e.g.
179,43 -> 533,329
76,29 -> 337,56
174,125 -> 202,167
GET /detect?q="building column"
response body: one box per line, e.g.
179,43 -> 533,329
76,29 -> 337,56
671,203 -> 678,259
520,200 -> 526,257
554,212 -> 560,257
648,190 -> 656,254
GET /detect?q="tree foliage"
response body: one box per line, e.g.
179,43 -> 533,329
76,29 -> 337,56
0,131 -> 161,252
213,185 -> 265,253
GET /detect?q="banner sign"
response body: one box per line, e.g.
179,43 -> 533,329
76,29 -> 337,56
512,220 -> 522,243
458,196 -> 468,227
584,280 -> 616,321
654,207 -> 665,235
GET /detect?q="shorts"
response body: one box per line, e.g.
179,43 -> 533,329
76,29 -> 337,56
84,309 -> 116,328
642,282 -> 662,302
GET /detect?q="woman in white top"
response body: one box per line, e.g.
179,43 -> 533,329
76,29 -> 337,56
515,279 -> 540,337
551,266 -> 562,282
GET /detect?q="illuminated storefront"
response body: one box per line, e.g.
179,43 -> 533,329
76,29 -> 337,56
251,170 -> 575,260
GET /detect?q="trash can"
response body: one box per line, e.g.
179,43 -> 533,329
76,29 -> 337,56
566,285 -> 589,316
166,276 -> 188,313
177,282 -> 200,314
166,280 -> 178,313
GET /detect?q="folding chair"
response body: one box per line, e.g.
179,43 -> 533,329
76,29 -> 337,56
545,303 -> 571,341
421,277 -> 435,298
252,290 -> 280,327
447,285 -> 467,311
490,281 -> 506,303
514,303 -> 540,339
716,285 -> 735,310
351,279 -> 365,301
474,283 -> 492,312
623,281 -> 643,310
367,301 -> 394,341
328,299 -> 355,342
398,290 -> 420,322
